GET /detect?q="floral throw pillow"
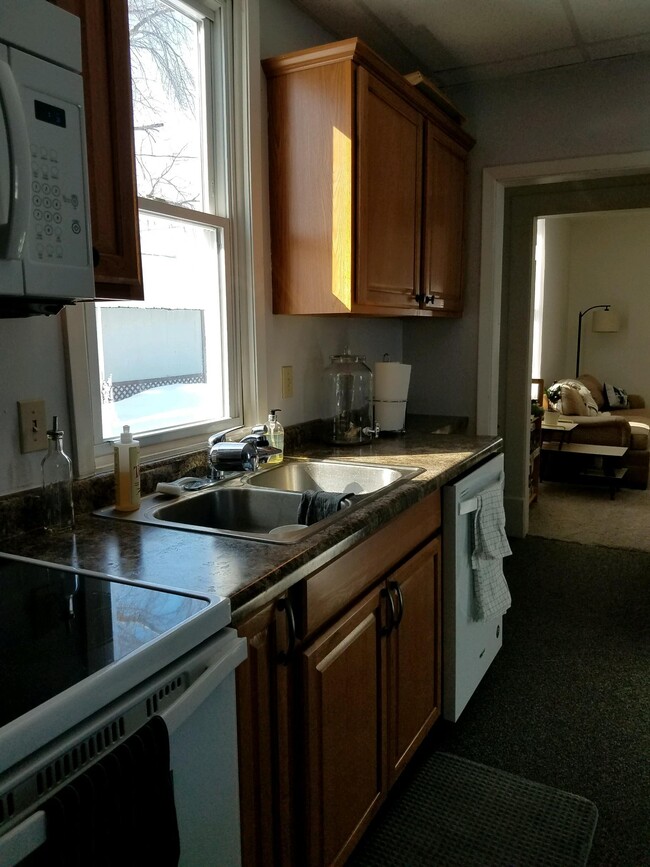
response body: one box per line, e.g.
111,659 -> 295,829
604,382 -> 629,409
547,379 -> 600,416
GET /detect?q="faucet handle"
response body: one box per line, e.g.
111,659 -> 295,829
209,441 -> 259,475
208,425 -> 243,447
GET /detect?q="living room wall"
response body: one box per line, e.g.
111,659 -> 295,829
541,209 -> 650,403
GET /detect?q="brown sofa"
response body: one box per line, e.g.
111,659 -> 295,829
545,374 -> 650,489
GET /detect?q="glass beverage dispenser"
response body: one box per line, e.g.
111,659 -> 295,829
325,351 -> 376,444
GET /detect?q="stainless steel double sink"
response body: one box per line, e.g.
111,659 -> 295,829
95,459 -> 423,544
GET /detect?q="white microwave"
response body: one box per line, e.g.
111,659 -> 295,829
0,0 -> 94,316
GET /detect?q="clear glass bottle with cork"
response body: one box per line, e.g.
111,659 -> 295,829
41,415 -> 74,531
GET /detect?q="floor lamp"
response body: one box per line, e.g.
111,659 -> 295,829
575,304 -> 619,378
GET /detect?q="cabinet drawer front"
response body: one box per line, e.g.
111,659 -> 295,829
298,491 -> 441,638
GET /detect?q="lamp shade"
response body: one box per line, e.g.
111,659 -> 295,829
592,308 -> 619,332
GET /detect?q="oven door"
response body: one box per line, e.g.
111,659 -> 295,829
0,628 -> 246,867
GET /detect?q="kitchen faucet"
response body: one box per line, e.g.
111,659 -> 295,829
208,425 -> 281,480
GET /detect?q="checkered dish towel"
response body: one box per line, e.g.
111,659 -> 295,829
471,482 -> 512,622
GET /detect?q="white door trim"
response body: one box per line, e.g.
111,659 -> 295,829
476,150 -> 650,535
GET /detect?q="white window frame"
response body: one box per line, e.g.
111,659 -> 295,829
63,0 -> 266,477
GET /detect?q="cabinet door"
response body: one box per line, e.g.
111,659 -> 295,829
49,0 -> 143,300
301,585 -> 388,867
236,598 -> 296,867
422,123 -> 467,316
355,68 -> 423,314
386,537 -> 442,781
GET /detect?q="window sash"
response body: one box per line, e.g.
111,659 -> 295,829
62,0 -> 266,479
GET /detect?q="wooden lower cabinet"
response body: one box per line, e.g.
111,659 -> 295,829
301,538 -> 441,866
236,596 -> 297,867
302,584 -> 386,867
235,493 -> 442,867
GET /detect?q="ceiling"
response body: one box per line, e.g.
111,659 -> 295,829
291,0 -> 650,87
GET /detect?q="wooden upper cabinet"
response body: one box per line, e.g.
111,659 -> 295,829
356,69 -> 422,314
49,0 -> 143,300
262,38 -> 474,318
422,123 -> 468,316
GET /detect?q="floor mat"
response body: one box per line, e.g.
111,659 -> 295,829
347,751 -> 598,867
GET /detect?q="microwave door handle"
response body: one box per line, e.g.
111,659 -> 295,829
0,59 -> 30,259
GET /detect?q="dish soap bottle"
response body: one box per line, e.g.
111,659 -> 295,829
41,416 -> 74,531
267,409 -> 284,464
114,425 -> 141,511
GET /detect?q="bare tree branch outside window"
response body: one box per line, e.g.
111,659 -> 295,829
128,0 -> 201,207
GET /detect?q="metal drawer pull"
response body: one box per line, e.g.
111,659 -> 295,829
389,580 -> 404,627
277,597 -> 296,664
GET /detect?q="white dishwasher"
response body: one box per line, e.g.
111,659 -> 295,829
0,553 -> 247,867
442,453 -> 509,722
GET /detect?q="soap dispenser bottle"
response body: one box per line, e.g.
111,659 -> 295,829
114,425 -> 141,511
41,416 -> 74,531
267,409 -> 284,464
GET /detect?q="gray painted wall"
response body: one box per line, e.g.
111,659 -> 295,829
403,53 -> 650,426
3,0 -> 650,496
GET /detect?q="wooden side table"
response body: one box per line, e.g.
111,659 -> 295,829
541,440 -> 628,499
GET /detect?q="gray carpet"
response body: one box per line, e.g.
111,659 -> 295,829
528,480 -> 650,550
348,751 -> 598,866
347,537 -> 650,867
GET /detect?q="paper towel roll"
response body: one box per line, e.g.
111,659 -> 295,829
374,400 -> 407,431
373,363 -> 411,401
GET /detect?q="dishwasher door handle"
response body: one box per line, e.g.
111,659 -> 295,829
0,810 -> 47,867
161,631 -> 247,735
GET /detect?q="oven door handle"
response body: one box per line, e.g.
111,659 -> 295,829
160,631 -> 247,736
0,809 -> 47,867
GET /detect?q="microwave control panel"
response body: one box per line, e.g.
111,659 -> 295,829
7,46 -> 93,299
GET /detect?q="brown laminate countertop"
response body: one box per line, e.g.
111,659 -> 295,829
0,418 -> 501,624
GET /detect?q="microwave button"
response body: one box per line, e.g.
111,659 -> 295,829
53,213 -> 62,224
52,185 -> 60,196
33,195 -> 42,207
32,181 -> 41,193
71,220 -> 81,234
51,166 -> 60,179
44,224 -> 53,236
33,208 -> 42,221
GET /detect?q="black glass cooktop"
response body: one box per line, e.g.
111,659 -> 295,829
0,554 -> 211,729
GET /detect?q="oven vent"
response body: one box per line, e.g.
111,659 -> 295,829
1,671 -> 190,835
0,715 -> 127,832
35,716 -> 127,797
146,674 -> 183,717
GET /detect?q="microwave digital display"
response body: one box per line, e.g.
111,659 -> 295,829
34,98 -> 66,128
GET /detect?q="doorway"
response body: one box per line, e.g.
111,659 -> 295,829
476,154 -> 650,537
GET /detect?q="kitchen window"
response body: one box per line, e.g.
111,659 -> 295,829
65,0 -> 262,475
